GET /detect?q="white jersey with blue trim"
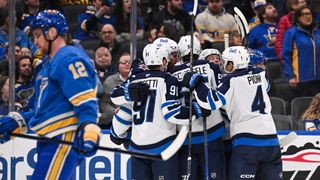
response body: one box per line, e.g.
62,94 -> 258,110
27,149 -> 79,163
194,66 -> 278,147
111,70 -> 195,154
169,60 -> 225,144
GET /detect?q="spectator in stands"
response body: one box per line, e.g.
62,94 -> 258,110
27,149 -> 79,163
248,0 -> 266,30
0,76 -> 9,115
229,30 -> 242,47
0,0 -> 7,8
249,2 -> 278,61
18,0 -> 41,33
152,0 -> 191,40
99,53 -> 131,128
195,0 -> 238,43
303,93 -> 320,131
99,23 -> 129,71
0,7 -> 29,51
73,0 -> 115,40
94,46 -> 116,82
194,30 -> 212,50
15,55 -> 35,112
282,5 -> 320,98
0,45 -> 22,76
275,0 -> 306,63
113,0 -> 144,43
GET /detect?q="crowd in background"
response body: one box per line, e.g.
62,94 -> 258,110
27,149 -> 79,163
0,0 -> 319,130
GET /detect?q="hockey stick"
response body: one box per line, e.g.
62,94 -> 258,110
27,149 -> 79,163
10,129 -> 188,161
187,0 -> 198,178
224,34 -> 229,50
279,131 -> 297,148
233,7 -> 250,47
233,7 -> 249,36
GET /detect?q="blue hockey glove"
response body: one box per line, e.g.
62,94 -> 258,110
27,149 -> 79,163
0,112 -> 28,144
182,72 -> 203,90
75,123 -> 101,157
124,82 -> 150,102
192,101 -> 211,119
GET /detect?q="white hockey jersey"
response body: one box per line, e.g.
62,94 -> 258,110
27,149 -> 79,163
194,66 -> 279,147
169,60 -> 226,145
111,70 -> 196,154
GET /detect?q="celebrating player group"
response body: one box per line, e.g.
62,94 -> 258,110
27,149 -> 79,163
0,9 -> 282,180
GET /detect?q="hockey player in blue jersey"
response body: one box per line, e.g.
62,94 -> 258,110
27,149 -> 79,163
0,10 -> 101,179
184,46 -> 282,180
110,43 -> 207,179
170,35 -> 226,180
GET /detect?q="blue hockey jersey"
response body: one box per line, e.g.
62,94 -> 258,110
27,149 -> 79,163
21,46 -> 98,138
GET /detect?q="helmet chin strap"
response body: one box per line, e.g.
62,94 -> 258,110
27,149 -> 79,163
44,32 -> 58,56
162,59 -> 169,71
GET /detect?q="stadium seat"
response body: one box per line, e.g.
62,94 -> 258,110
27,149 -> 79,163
62,5 -> 87,34
274,80 -> 292,103
291,97 -> 313,130
272,114 -> 292,130
270,97 -> 286,115
265,61 -> 283,97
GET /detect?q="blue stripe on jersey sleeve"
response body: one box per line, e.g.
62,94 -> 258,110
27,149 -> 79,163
114,114 -> 132,125
164,108 -> 180,121
120,106 -> 132,115
208,91 -> 217,110
217,91 -> 226,106
232,137 -> 279,147
161,100 -> 179,109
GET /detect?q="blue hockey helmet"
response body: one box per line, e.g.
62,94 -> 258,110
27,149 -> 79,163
249,49 -> 265,65
31,10 -> 68,36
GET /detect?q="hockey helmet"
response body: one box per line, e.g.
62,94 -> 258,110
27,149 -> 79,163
249,49 -> 265,65
178,35 -> 201,57
31,10 -> 68,36
143,44 -> 170,66
198,48 -> 221,60
153,37 -> 178,54
222,46 -> 250,73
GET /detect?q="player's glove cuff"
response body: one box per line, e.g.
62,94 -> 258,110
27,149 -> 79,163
182,72 -> 203,90
7,112 -> 28,134
76,122 -> 101,157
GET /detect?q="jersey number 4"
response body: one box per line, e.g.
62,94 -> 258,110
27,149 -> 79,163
133,90 -> 156,125
251,85 -> 266,114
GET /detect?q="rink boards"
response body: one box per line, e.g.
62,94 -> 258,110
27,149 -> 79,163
0,130 -> 320,180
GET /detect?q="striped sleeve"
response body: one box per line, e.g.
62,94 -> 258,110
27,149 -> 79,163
112,105 -> 132,138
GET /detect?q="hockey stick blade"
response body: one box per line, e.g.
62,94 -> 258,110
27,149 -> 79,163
234,14 -> 245,39
9,132 -> 162,161
279,131 -> 297,148
161,125 -> 189,161
234,7 -> 249,35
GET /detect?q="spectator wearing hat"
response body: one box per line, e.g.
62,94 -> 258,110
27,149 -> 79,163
248,0 -> 267,30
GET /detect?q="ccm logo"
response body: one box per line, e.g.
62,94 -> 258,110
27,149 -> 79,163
240,174 -> 255,178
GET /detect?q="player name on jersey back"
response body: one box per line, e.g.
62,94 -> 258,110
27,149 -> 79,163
247,74 -> 262,85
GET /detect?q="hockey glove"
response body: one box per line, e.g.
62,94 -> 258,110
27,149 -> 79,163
182,72 -> 203,90
124,82 -> 150,102
76,123 -> 101,157
0,112 -> 28,144
192,101 -> 211,119
110,127 -> 130,149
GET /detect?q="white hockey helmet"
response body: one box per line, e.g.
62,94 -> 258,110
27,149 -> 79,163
143,43 -> 170,66
178,35 -> 201,57
153,37 -> 178,54
198,48 -> 221,60
221,46 -> 250,73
